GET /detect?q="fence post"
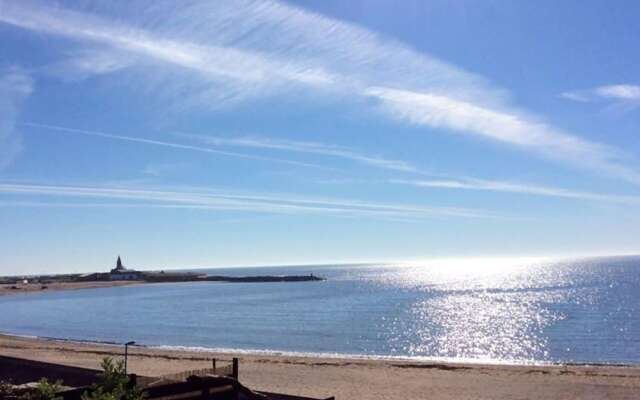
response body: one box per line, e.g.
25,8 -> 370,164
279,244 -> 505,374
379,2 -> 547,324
232,358 -> 238,380
201,378 -> 208,400
212,358 -> 216,374
128,373 -> 137,388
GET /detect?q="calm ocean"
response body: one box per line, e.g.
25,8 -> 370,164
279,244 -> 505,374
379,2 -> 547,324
1,256 -> 639,365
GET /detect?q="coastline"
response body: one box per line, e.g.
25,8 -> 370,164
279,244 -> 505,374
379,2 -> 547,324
7,332 -> 639,369
0,274 -> 324,297
1,334 -> 639,399
0,281 -> 145,296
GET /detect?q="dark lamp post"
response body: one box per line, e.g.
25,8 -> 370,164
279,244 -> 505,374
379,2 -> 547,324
124,341 -> 135,375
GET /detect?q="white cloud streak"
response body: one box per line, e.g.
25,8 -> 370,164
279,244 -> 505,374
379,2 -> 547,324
21,122 -> 334,171
365,87 -> 640,184
23,122 -> 640,207
43,49 -> 135,82
180,133 -> 418,173
142,162 -> 187,177
562,84 -> 640,103
1,0 -> 639,185
0,0 -> 344,106
0,69 -> 33,169
596,85 -> 640,100
0,182 -> 497,220
392,178 -> 640,205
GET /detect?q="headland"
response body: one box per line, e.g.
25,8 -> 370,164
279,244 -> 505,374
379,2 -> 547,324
0,256 -> 324,296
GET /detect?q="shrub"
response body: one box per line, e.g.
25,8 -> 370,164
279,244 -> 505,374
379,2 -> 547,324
81,357 -> 144,400
28,378 -> 63,400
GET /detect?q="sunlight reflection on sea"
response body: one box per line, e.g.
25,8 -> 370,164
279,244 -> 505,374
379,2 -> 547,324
0,256 -> 638,364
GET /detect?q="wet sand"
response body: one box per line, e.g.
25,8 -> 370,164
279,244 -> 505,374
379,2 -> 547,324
1,334 -> 639,399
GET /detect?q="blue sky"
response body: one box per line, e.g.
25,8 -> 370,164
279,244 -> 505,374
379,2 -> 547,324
1,0 -> 639,275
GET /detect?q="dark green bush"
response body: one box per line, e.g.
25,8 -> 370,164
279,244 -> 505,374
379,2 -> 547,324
81,357 -> 144,400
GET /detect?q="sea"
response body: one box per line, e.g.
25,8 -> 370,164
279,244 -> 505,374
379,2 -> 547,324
1,255 -> 639,365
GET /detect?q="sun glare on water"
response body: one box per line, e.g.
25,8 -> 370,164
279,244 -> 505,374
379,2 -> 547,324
373,256 -> 572,363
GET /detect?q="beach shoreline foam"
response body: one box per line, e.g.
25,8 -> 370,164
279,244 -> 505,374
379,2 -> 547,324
5,331 -> 640,369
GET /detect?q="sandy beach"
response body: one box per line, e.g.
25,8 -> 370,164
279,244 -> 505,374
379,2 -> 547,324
0,334 -> 639,399
0,281 -> 142,296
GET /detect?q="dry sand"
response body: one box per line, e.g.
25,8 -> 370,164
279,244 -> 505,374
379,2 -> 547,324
1,334 -> 639,399
0,281 -> 143,296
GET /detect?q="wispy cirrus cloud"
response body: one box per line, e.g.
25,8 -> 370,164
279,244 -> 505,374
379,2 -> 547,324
0,69 -> 33,169
391,178 -> 640,205
0,182 -> 497,220
1,0 -> 639,185
21,122 -> 334,171
142,162 -> 188,177
22,121 -> 640,207
0,0 -> 344,106
364,87 -> 640,184
562,84 -> 640,116
180,133 -> 418,173
562,84 -> 640,103
43,49 -> 135,82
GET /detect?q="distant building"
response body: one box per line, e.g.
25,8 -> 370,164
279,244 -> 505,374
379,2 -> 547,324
109,256 -> 143,281
76,272 -> 108,282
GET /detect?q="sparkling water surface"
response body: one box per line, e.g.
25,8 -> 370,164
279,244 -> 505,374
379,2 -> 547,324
1,256 -> 639,364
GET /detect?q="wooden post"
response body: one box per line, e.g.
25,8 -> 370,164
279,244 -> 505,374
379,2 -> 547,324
212,358 -> 216,374
128,373 -> 137,388
232,358 -> 238,380
201,378 -> 208,400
